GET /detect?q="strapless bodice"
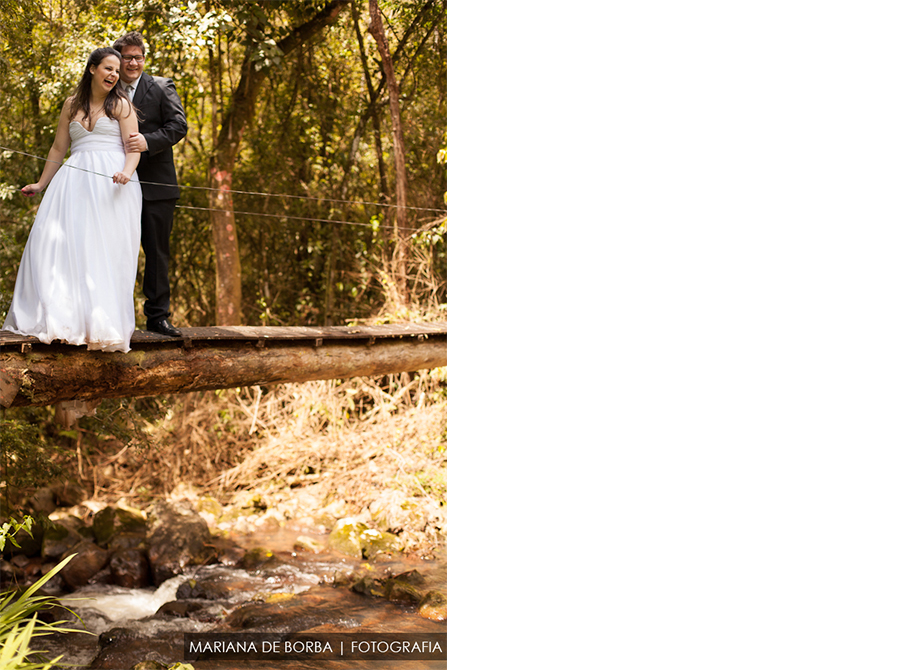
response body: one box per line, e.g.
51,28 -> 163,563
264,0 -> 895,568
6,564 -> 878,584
69,117 -> 124,153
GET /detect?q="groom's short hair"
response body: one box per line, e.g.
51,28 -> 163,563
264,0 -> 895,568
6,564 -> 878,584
113,31 -> 145,56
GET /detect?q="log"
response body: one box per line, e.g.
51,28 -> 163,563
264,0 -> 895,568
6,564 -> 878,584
0,325 -> 447,409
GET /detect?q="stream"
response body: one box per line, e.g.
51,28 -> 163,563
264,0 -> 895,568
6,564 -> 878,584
37,522 -> 447,669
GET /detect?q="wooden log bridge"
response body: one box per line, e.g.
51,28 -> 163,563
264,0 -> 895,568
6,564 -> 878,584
0,323 -> 447,409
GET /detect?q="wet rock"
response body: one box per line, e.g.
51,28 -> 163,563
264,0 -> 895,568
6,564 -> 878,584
391,569 -> 426,586
43,516 -> 92,561
175,576 -> 234,601
129,662 -> 167,670
108,531 -> 147,552
293,534 -> 326,554
238,547 -> 282,572
109,548 -> 150,589
155,600 -> 207,618
51,480 -> 86,507
99,626 -> 141,649
146,503 -> 214,586
418,590 -> 447,622
329,518 -> 403,559
87,565 -> 114,586
206,535 -> 245,566
350,569 -> 429,607
61,540 -> 109,589
387,581 -> 422,606
224,596 -> 355,631
350,575 -> 387,598
92,506 -> 147,548
89,629 -> 183,669
386,571 -> 426,606
28,487 -> 56,515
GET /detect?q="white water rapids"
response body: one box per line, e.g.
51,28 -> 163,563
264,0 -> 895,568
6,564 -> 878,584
58,573 -> 190,624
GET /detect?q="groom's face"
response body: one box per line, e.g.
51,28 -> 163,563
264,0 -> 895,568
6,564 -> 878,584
119,45 -> 144,85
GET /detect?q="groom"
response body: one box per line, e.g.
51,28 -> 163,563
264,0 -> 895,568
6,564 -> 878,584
113,31 -> 187,338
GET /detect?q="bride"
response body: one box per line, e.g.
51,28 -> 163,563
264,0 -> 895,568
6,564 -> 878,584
2,47 -> 142,353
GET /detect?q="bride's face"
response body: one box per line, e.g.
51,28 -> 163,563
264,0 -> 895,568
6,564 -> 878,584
90,55 -> 121,95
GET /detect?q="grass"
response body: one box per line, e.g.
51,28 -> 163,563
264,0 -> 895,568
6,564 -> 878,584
53,366 -> 447,554
0,554 -> 87,669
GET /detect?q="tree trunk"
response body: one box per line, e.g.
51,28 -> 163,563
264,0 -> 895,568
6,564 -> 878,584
368,0 -> 411,309
208,0 -> 351,325
352,0 -> 390,201
209,166 -> 242,324
0,326 -> 446,409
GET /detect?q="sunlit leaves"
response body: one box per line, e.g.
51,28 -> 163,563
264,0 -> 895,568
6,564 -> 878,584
164,2 -> 236,56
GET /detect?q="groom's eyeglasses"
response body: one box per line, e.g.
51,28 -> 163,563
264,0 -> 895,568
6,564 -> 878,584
122,56 -> 144,63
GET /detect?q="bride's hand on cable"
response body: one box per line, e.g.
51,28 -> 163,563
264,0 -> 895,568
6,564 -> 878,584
112,172 -> 131,185
20,184 -> 42,197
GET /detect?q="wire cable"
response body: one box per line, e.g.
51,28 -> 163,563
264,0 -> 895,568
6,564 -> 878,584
0,144 -> 448,221
175,204 -> 444,232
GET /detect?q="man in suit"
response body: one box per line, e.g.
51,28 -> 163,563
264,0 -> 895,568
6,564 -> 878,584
113,31 -> 187,338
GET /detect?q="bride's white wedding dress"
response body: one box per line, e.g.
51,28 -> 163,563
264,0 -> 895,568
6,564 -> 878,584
3,116 -> 141,353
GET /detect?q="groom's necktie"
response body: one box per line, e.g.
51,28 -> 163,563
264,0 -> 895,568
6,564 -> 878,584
126,84 -> 135,101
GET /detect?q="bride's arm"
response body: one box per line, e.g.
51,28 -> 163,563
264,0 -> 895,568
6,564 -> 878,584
21,98 -> 73,195
113,99 -> 141,185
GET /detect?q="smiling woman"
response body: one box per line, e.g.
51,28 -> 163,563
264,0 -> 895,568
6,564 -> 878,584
1,46 -> 143,353
93,56 -> 120,96
67,47 -> 133,139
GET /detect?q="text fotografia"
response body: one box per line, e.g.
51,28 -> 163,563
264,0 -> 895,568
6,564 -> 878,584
183,633 -> 447,661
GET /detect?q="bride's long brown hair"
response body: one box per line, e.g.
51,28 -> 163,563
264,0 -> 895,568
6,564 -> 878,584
68,47 -> 130,124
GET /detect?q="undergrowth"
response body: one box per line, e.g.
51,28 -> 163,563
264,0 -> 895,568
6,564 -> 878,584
3,366 -> 447,553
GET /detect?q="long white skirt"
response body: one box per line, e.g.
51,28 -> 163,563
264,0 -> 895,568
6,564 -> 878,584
3,117 -> 142,353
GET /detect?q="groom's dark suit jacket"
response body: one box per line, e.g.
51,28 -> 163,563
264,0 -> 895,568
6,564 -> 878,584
131,72 -> 187,200
130,72 -> 187,323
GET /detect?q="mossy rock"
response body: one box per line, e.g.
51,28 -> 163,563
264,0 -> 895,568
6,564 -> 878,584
238,547 -> 280,571
384,570 -> 427,606
329,520 -> 367,558
264,592 -> 301,605
93,506 -> 147,547
392,569 -> 426,586
360,527 -> 403,558
196,497 -> 223,518
42,517 -> 90,561
386,580 -> 424,606
350,575 -> 387,598
329,519 -> 403,559
418,591 -> 447,622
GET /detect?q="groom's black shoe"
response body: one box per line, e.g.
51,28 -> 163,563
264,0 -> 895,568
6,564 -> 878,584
147,319 -> 182,338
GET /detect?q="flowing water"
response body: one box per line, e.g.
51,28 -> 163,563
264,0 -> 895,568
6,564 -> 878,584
38,523 -> 447,669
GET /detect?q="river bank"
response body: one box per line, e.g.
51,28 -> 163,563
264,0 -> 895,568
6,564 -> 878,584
0,372 -> 447,668
23,497 -> 447,669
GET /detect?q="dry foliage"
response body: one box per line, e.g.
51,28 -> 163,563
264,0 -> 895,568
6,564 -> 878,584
70,367 -> 447,551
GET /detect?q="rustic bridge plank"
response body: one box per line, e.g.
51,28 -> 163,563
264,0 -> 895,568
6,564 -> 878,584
0,323 -> 447,408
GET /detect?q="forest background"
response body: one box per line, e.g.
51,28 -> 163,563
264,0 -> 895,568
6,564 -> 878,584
0,0 -> 447,553
0,0 -> 447,330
